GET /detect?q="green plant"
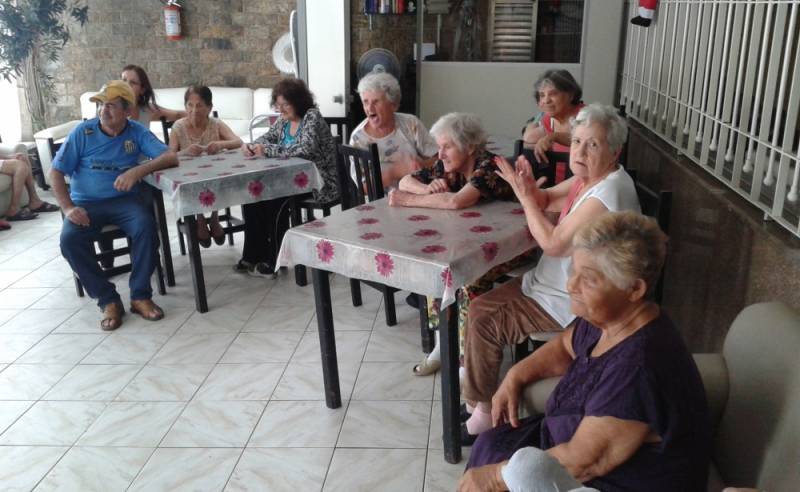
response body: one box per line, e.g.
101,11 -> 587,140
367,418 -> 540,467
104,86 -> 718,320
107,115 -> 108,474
0,0 -> 88,131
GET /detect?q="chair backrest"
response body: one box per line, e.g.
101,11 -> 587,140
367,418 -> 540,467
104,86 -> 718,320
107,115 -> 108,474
324,116 -> 351,145
628,169 -> 672,303
513,139 -> 572,187
335,143 -> 383,210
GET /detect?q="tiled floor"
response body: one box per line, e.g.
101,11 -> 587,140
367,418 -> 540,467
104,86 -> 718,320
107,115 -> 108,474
0,196 -> 468,492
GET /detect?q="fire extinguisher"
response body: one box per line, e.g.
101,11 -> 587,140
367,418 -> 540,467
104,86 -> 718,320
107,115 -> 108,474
164,0 -> 183,41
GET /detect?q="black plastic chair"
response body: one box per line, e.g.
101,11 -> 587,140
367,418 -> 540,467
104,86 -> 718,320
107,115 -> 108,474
296,116 -> 351,221
513,139 -> 572,187
334,143 -> 399,326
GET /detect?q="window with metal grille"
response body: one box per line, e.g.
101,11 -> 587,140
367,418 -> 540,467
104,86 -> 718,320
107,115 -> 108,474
488,0 -> 584,63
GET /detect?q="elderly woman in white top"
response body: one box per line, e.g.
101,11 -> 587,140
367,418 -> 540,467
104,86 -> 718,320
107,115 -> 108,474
350,72 -> 438,189
458,104 -> 641,445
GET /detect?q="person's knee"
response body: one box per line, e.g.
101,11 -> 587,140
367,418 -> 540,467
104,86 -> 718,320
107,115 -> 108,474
60,222 -> 88,255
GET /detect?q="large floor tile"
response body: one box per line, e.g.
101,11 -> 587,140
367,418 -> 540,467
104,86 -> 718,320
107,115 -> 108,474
338,400 -> 431,448
43,364 -> 141,401
36,446 -> 152,492
81,332 -> 171,364
150,333 -> 236,364
161,400 -> 265,447
242,303 -> 314,332
323,448 -> 426,492
77,401 -> 184,446
0,401 -> 33,434
194,363 -> 284,401
272,360 -> 359,401
116,364 -> 213,401
352,362 -> 434,400
0,446 -> 68,492
363,327 -> 425,362
291,330 -> 370,363
112,306 -> 194,334
0,308 -> 21,326
225,447 -> 332,492
53,307 -> 112,333
10,267 -> 74,289
249,400 -> 346,447
424,446 -> 471,492
0,334 -> 45,363
220,332 -> 303,363
0,401 -> 106,445
0,270 -> 33,289
0,364 -> 73,400
0,288 -> 53,309
28,287 -> 93,310
16,333 -> 106,365
128,447 -> 241,492
177,303 -> 254,334
0,308 -> 77,335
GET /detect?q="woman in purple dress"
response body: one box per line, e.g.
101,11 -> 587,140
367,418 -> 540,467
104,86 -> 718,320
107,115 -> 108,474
459,211 -> 711,492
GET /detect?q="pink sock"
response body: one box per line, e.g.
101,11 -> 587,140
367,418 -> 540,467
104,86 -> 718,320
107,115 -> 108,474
465,402 -> 475,414
465,407 -> 493,435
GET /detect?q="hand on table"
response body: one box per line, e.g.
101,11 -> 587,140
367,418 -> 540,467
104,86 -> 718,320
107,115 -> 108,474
186,144 -> 205,156
388,189 -> 410,207
241,143 -> 265,158
206,142 -> 223,155
426,178 -> 449,194
65,206 -> 90,227
114,168 -> 144,192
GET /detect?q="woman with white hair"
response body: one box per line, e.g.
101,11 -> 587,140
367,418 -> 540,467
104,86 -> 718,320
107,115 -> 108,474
459,103 -> 641,444
350,72 -> 438,188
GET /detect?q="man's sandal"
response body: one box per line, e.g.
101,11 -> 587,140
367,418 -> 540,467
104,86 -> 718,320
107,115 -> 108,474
130,299 -> 165,321
100,302 -> 124,331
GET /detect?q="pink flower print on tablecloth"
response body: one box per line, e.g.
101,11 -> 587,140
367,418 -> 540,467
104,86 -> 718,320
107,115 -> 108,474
408,215 -> 430,222
294,171 -> 309,188
248,180 -> 264,198
171,180 -> 182,191
155,172 -> 162,184
470,225 -> 493,233
231,164 -> 246,168
460,211 -> 482,218
316,240 -> 334,263
510,208 -> 525,215
183,172 -> 198,176
414,229 -> 438,237
375,252 -> 394,277
265,163 -> 280,169
211,157 -> 225,161
355,205 -> 375,211
198,164 -> 213,169
360,232 -> 383,240
198,189 -> 216,207
421,245 -> 446,254
481,242 -> 499,262
304,220 -> 326,228
217,172 -> 233,176
441,268 -> 453,288
358,217 -> 379,225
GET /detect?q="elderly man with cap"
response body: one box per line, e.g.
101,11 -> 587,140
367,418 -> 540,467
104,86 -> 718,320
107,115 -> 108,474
50,80 -> 178,331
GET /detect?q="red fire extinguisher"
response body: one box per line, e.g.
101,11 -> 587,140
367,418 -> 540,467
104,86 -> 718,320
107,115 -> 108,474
164,0 -> 183,41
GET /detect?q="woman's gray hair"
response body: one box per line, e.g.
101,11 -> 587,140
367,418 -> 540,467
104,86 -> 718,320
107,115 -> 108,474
357,72 -> 402,105
571,103 -> 628,153
533,69 -> 582,105
429,112 -> 488,153
573,211 -> 667,298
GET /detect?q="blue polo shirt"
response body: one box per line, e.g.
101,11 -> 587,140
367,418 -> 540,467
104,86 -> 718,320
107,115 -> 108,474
52,118 -> 168,203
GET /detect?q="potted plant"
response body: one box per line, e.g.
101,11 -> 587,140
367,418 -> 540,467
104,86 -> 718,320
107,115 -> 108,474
0,0 -> 88,132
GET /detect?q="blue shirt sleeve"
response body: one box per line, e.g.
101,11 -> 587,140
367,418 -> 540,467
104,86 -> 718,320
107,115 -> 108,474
51,124 -> 85,176
132,121 -> 169,159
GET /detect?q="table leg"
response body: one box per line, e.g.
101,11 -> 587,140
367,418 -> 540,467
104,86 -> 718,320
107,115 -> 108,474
312,268 -> 341,408
152,188 -> 175,287
439,301 -> 462,464
290,197 -> 308,286
184,215 -> 209,313
419,294 -> 433,353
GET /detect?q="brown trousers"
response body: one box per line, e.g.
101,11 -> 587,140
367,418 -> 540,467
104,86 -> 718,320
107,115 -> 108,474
462,277 -> 562,403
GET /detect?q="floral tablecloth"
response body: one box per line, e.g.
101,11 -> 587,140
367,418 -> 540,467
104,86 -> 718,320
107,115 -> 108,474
277,199 -> 536,307
143,149 -> 321,218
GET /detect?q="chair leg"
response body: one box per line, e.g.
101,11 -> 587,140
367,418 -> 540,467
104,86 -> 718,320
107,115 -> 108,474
323,207 -> 331,218
349,278 -> 362,307
418,294 -> 433,353
225,207 -> 235,246
155,262 -> 167,296
98,237 -> 114,269
177,219 -> 186,256
74,275 -> 85,297
513,340 -> 531,363
383,289 -> 397,326
306,207 -> 315,222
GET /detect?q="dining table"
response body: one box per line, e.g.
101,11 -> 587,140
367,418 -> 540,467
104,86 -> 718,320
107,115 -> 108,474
276,197 -> 537,463
144,149 -> 321,312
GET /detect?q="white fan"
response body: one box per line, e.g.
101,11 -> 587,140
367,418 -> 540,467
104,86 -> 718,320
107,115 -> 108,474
272,32 -> 296,75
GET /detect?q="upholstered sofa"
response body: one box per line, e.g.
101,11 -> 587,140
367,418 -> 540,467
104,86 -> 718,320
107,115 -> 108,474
0,142 -> 30,217
521,301 -> 800,491
33,86 -> 273,186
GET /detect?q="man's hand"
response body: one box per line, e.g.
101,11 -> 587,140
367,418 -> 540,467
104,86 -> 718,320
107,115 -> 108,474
186,144 -> 205,156
114,168 -> 143,192
457,464 -> 506,492
206,142 -> 222,155
65,206 -> 90,227
427,178 -> 449,194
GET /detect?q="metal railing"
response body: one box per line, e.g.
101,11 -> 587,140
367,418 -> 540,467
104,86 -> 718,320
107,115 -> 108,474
620,0 -> 800,237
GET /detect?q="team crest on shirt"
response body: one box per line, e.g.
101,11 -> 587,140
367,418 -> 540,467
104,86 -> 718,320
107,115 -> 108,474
124,140 -> 136,154
83,127 -> 94,136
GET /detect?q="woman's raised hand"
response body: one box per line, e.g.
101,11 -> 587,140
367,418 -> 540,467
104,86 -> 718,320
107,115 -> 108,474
494,155 -> 547,207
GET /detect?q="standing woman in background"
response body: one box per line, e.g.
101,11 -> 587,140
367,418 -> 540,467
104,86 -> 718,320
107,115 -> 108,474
121,64 -> 185,126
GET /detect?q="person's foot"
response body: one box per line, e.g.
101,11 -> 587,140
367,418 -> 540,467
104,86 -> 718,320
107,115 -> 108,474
100,302 -> 124,331
233,259 -> 255,274
412,354 -> 440,376
130,299 -> 165,321
405,293 -> 420,309
28,201 -> 59,213
209,218 -> 226,245
248,262 -> 275,278
0,219 -> 10,231
196,216 -> 211,247
6,208 -> 37,221
461,422 -> 479,446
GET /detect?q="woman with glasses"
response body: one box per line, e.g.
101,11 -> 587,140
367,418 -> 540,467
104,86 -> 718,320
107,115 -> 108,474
237,77 -> 338,276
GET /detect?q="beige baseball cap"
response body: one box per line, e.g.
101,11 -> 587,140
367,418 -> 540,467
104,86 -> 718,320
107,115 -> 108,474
89,80 -> 136,106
